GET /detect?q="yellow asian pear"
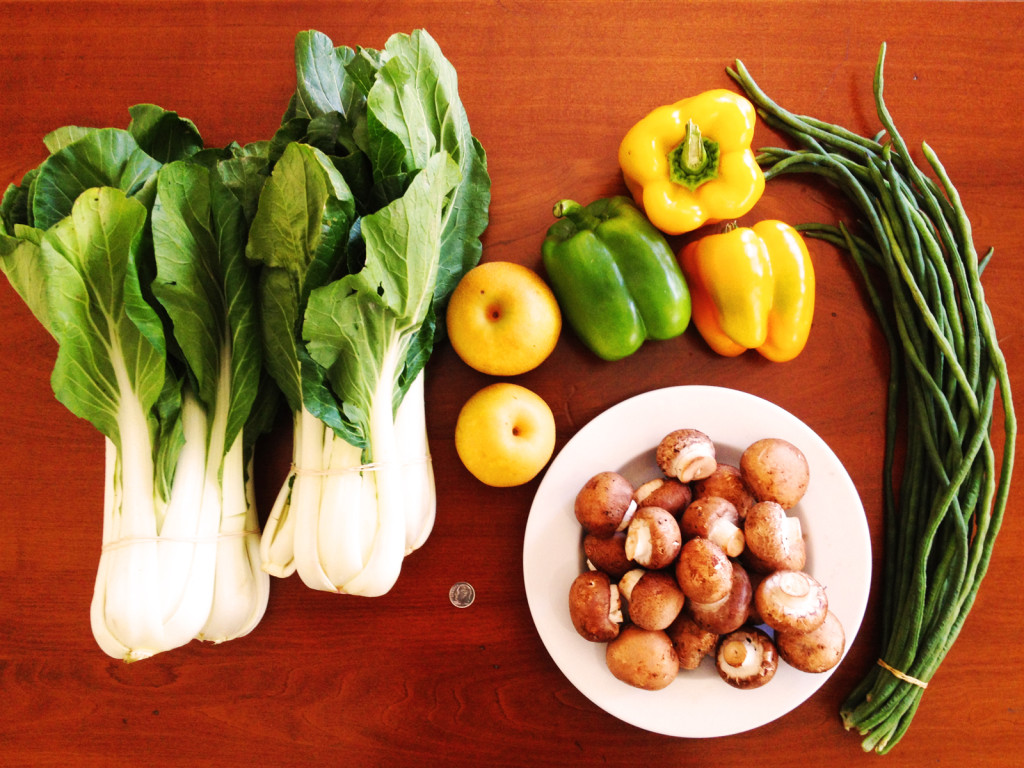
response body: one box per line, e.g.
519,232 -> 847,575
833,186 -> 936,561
446,261 -> 562,376
455,383 -> 557,487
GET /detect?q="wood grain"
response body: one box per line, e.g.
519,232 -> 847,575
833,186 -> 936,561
1,2 -> 1022,766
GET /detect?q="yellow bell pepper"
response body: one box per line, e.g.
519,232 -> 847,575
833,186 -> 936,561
679,220 -> 815,362
618,89 -> 765,236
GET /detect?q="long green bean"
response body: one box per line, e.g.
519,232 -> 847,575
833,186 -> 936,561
727,43 -> 1017,753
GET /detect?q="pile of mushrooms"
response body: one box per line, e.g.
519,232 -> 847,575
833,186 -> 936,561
567,428 -> 846,692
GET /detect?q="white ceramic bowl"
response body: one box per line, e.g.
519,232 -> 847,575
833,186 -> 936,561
524,386 -> 871,737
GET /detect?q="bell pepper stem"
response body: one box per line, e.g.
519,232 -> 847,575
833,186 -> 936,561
683,120 -> 707,172
668,120 -> 721,192
553,199 -> 602,231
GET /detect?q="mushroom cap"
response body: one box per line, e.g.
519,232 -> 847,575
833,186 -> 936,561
744,500 -> 806,572
619,568 -> 685,631
777,610 -> 846,673
693,463 -> 756,520
568,570 -> 622,642
675,537 -> 733,603
715,627 -> 779,689
666,613 -> 719,671
605,625 -> 680,690
688,561 -> 752,635
624,506 -> 682,569
755,569 -> 828,633
583,531 -> 633,579
633,477 -> 692,516
740,438 -> 810,509
681,496 -> 745,557
574,471 -> 637,537
656,429 -> 717,483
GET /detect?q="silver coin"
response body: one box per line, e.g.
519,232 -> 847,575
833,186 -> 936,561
448,581 -> 475,608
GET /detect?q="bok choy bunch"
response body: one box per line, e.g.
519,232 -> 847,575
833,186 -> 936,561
251,29 -> 490,595
0,108 -> 276,660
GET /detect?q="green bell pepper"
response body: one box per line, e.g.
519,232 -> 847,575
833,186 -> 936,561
541,196 -> 691,361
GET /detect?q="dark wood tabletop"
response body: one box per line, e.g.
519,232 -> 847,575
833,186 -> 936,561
1,2 -> 1021,766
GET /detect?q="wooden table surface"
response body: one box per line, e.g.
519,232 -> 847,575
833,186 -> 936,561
1,2 -> 1021,766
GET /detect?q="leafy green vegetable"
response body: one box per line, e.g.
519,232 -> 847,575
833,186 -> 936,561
253,28 -> 490,595
0,110 -> 274,659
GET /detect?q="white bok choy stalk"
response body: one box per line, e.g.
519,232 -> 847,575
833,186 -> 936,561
394,370 -> 436,554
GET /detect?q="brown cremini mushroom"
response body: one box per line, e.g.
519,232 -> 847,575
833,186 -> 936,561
656,429 -> 717,483
693,463 -> 756,521
574,471 -> 637,537
777,610 -> 846,673
740,438 -> 810,509
633,477 -> 692,516
624,506 -> 682,569
618,568 -> 685,631
674,537 -> 733,604
743,500 -> 806,572
687,561 -> 752,635
715,627 -> 779,689
568,570 -> 622,642
755,569 -> 828,633
605,625 -> 680,690
681,496 -> 745,557
666,613 -> 718,671
583,531 -> 633,579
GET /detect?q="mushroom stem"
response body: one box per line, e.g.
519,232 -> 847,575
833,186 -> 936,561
616,568 -> 645,602
710,519 -> 745,557
722,637 -> 751,667
608,585 -> 623,624
617,499 -> 639,532
625,522 -> 653,564
682,496 -> 745,557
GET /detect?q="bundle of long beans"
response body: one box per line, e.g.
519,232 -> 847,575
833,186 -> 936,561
727,44 -> 1016,753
